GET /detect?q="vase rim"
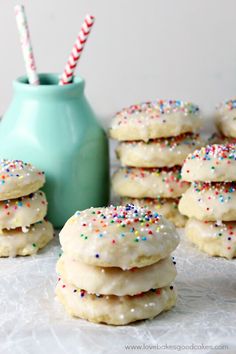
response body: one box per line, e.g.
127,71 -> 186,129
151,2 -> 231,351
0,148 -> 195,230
13,73 -> 85,93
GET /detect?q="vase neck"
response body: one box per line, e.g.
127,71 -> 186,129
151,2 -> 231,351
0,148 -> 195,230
13,73 -> 85,100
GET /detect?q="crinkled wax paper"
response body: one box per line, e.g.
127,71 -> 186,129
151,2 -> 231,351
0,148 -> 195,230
0,230 -> 235,354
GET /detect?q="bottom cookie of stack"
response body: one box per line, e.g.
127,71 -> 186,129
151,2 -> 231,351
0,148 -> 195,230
56,254 -> 177,325
0,220 -> 54,257
121,198 -> 186,228
56,280 -> 176,326
185,218 -> 236,259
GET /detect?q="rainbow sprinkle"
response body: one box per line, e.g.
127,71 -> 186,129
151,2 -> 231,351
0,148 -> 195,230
0,159 -> 44,187
116,100 -> 200,117
193,182 -> 236,204
223,98 -> 236,111
186,144 -> 236,162
69,204 -> 172,248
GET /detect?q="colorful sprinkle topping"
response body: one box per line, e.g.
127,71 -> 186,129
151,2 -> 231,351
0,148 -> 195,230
62,204 -> 179,267
0,159 -> 45,187
115,100 -> 200,118
223,98 -> 236,111
193,182 -> 236,204
0,159 -> 44,175
0,191 -> 46,229
69,204 -> 174,246
185,144 -> 236,162
203,220 -> 236,257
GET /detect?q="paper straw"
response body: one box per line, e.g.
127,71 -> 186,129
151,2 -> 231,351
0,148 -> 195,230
15,5 -> 39,85
59,14 -> 95,85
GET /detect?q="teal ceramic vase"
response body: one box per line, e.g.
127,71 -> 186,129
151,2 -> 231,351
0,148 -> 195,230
0,73 -> 110,228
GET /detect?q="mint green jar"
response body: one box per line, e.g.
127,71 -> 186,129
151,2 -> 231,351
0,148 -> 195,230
0,73 -> 110,228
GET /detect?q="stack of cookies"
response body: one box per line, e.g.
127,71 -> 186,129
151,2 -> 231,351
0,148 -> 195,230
0,159 -> 53,257
179,144 -> 236,259
110,100 -> 203,227
56,204 -> 179,325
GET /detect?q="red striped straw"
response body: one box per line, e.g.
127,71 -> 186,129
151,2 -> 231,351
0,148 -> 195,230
15,5 -> 39,85
59,14 -> 95,85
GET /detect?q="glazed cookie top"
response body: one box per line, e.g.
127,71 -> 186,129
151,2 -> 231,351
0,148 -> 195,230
186,218 -> 236,259
0,190 -> 47,230
179,182 -> 236,221
116,133 -> 204,168
112,166 -> 189,199
110,100 -> 201,141
0,159 -> 45,200
56,254 -> 177,296
181,144 -> 236,182
216,98 -> 236,118
218,98 -> 236,111
59,204 -> 180,270
215,98 -> 236,138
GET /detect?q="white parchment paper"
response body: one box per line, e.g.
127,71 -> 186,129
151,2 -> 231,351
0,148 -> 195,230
0,231 -> 235,354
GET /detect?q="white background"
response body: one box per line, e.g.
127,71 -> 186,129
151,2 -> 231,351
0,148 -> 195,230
1,0 -> 236,126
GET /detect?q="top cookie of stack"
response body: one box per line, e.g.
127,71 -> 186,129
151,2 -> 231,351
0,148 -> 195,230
0,159 -> 53,257
209,98 -> 236,145
179,144 -> 236,259
215,98 -> 236,139
110,100 -> 203,227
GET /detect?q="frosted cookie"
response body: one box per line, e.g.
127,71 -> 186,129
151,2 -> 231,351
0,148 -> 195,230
215,98 -> 236,138
185,218 -> 236,259
59,204 -> 179,270
112,167 -> 189,199
110,100 -> 201,142
0,159 -> 45,200
0,191 -> 47,230
121,198 -> 186,227
0,219 -> 53,257
56,280 -> 176,325
116,133 -> 204,168
57,255 -> 176,296
179,182 -> 236,221
181,144 -> 236,182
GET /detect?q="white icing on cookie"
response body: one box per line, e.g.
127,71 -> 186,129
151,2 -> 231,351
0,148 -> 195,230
112,167 -> 189,199
0,159 -> 45,200
59,204 -> 179,270
0,191 -> 47,230
116,133 -> 204,168
56,280 -> 176,325
179,182 -> 236,221
57,254 -> 177,296
216,98 -> 236,138
0,220 -> 53,257
185,218 -> 236,259
182,144 -> 236,182
110,100 -> 201,142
